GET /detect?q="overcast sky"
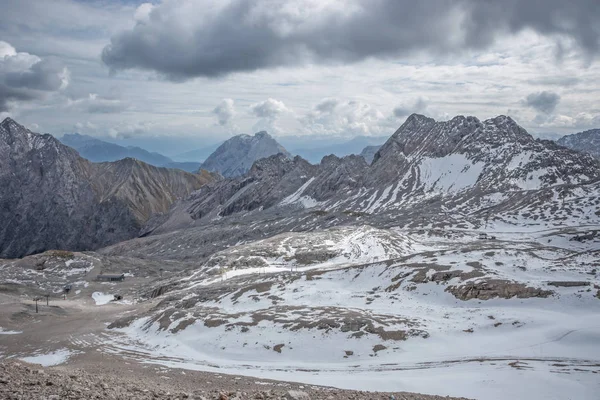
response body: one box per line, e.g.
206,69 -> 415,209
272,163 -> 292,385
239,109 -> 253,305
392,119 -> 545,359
1,0 -> 599,154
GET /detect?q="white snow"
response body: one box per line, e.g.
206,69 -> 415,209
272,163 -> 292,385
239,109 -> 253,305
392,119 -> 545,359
418,153 -> 484,193
0,327 -> 22,335
280,178 -> 318,208
92,292 -> 114,305
19,348 -> 77,366
105,225 -> 600,400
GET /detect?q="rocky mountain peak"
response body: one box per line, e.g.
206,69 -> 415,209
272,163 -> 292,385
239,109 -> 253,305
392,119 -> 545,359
201,130 -> 291,178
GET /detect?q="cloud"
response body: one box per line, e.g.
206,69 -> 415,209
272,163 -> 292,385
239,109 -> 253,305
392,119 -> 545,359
0,41 -> 69,111
101,0 -> 600,80
524,91 -> 561,114
134,3 -> 154,24
67,93 -> 129,114
301,98 -> 388,136
108,121 -> 152,139
250,98 -> 290,133
250,98 -> 289,119
213,98 -> 235,126
393,98 -> 429,118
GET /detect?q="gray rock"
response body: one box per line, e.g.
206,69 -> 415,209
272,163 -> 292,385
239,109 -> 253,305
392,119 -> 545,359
285,390 -> 311,400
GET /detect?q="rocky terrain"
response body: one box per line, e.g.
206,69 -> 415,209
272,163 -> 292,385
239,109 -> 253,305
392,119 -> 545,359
0,361 -> 468,400
557,128 -> 600,159
0,118 -> 215,258
201,131 -> 290,178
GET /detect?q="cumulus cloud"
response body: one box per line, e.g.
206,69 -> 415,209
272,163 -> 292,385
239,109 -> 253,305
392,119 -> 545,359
213,98 -> 236,127
108,121 -> 152,139
301,98 -> 388,136
250,98 -> 290,133
250,98 -> 289,119
101,0 -> 600,80
524,91 -> 561,114
133,3 -> 154,24
0,41 -> 69,111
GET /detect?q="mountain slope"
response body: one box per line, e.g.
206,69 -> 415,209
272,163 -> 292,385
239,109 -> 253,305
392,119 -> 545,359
61,133 -> 173,166
557,128 -> 600,158
201,131 -> 291,177
0,118 -> 214,258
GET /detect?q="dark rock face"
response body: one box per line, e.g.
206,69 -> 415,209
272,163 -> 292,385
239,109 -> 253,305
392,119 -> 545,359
201,131 -> 291,177
557,128 -> 600,159
0,118 -> 214,258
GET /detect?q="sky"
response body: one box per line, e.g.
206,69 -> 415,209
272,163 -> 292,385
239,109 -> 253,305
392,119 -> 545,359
0,0 -> 599,155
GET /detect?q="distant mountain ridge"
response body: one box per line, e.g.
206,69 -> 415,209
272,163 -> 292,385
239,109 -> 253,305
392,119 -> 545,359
60,133 -> 205,172
61,133 -> 172,165
557,128 -> 600,159
0,118 -> 214,258
284,135 -> 387,164
200,131 -> 291,177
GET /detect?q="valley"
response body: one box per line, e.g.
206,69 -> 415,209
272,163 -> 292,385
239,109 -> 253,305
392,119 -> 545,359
1,114 -> 600,400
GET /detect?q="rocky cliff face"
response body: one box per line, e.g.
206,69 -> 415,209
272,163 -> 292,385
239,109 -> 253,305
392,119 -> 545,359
0,118 -> 214,258
200,131 -> 290,177
557,128 -> 600,159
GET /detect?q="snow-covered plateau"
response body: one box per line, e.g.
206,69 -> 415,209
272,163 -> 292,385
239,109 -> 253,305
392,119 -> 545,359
100,225 -> 600,400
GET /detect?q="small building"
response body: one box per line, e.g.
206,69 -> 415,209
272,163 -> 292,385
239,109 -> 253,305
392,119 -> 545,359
97,273 -> 125,282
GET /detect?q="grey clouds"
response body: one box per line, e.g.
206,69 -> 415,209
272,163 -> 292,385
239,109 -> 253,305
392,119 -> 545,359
0,42 -> 69,111
102,0 -> 600,80
525,91 -> 561,114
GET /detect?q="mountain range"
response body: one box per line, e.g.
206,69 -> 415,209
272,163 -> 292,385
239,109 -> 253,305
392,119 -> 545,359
60,133 -> 202,172
103,113 -> 600,261
0,118 -> 215,258
557,128 -> 600,159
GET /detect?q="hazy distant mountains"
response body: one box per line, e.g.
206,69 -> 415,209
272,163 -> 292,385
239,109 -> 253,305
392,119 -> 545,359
280,135 -> 387,164
557,129 -> 600,159
359,145 -> 382,164
201,131 -> 291,177
0,118 -> 214,258
173,143 -> 222,163
60,133 -> 202,172
61,133 -> 172,165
